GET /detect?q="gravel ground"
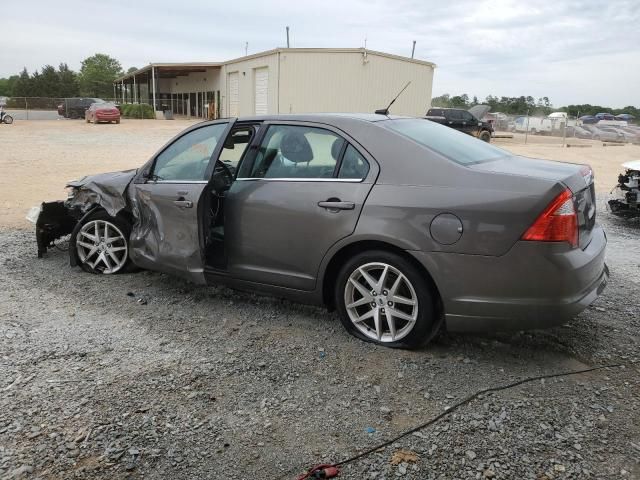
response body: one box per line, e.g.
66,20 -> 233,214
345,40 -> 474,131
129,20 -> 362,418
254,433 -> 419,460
1,198 -> 639,480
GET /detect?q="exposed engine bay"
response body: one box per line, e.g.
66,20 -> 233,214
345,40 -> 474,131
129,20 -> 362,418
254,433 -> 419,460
608,160 -> 640,218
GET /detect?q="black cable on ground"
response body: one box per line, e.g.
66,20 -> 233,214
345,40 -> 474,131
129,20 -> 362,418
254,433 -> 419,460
286,363 -> 623,480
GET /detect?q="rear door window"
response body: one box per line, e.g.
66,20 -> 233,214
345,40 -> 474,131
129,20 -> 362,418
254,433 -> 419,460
338,145 -> 370,179
247,125 -> 345,179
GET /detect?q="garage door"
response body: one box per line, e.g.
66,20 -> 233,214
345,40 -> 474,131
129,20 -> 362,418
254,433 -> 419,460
254,68 -> 268,115
228,72 -> 239,117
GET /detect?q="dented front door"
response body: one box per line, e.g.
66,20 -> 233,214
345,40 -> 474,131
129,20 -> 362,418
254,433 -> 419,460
129,121 -> 233,283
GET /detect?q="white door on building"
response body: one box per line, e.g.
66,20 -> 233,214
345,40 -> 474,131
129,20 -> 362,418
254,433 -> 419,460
254,68 -> 269,115
228,72 -> 239,117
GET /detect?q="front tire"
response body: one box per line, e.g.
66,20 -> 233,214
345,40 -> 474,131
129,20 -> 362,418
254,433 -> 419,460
479,130 -> 491,142
70,210 -> 132,274
3,115 -> 13,124
335,250 -> 439,348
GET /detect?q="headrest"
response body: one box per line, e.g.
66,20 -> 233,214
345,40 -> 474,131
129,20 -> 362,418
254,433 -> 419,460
280,131 -> 313,163
331,138 -> 345,161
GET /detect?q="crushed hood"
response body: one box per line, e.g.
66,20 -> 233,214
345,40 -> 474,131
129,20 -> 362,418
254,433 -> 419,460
66,169 -> 137,216
468,105 -> 491,121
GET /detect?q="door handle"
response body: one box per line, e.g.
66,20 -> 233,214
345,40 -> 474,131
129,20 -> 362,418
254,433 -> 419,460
318,200 -> 355,211
173,200 -> 193,208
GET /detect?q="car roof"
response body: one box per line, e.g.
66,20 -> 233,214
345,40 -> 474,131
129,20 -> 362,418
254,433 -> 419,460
234,113 -> 409,123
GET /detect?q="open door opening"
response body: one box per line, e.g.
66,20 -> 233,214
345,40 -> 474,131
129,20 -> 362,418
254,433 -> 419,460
204,124 -> 258,270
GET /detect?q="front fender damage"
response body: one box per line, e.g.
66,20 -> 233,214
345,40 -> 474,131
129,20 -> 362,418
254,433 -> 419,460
34,169 -> 137,257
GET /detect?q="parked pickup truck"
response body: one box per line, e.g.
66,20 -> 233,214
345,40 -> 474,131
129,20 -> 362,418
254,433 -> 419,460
425,105 -> 493,142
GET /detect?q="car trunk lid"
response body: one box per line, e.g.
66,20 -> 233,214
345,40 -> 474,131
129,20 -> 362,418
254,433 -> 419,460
470,155 -> 596,249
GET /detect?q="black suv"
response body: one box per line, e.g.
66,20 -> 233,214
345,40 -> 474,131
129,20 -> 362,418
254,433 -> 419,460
425,105 -> 493,142
57,98 -> 106,119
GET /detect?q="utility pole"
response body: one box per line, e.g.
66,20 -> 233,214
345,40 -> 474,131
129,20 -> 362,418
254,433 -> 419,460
286,26 -> 290,48
411,40 -> 416,59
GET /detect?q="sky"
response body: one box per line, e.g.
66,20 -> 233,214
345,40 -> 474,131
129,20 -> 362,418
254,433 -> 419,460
3,0 -> 639,108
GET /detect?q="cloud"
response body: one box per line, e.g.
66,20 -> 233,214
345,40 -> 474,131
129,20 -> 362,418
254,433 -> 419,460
2,0 -> 638,107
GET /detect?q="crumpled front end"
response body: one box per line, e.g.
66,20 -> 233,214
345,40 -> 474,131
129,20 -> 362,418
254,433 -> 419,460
30,169 -> 138,257
608,161 -> 640,218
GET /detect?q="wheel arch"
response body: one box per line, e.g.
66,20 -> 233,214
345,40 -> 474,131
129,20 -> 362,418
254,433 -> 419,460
321,239 -> 443,315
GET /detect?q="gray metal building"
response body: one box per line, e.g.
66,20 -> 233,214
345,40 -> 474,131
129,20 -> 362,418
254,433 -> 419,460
114,48 -> 435,119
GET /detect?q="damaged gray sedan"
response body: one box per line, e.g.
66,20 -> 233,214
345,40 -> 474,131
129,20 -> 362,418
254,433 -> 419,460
31,114 -> 608,348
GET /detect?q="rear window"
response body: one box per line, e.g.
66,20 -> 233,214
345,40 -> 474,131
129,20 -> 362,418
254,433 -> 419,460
385,118 -> 508,165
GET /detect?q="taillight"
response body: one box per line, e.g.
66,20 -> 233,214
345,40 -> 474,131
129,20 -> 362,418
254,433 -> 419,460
522,188 -> 578,248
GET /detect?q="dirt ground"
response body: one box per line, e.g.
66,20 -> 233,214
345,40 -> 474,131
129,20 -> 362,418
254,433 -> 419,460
1,120 -> 639,229
1,119 -> 639,479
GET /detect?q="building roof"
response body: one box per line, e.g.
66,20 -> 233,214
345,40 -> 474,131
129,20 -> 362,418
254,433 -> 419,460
114,48 -> 436,83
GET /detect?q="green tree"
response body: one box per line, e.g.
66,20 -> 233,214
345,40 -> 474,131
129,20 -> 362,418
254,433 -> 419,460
0,75 -> 18,96
58,63 -> 79,97
12,68 -> 33,97
127,66 -> 138,74
36,65 -> 61,97
431,93 -> 450,107
79,54 -> 123,97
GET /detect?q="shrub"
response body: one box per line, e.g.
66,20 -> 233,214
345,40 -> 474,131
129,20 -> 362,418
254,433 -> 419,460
120,103 -> 154,119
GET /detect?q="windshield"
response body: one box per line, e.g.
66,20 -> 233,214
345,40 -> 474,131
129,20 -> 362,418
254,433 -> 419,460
385,118 -> 508,165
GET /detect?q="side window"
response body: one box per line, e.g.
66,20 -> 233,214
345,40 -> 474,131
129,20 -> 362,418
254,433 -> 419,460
448,110 -> 462,121
461,111 -> 475,122
338,145 -> 370,179
248,125 -> 344,179
153,123 -> 227,181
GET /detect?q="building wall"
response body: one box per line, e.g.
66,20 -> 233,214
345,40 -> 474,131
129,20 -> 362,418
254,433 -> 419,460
219,53 -> 279,117
157,68 -> 222,94
126,50 -> 434,118
278,50 -> 434,117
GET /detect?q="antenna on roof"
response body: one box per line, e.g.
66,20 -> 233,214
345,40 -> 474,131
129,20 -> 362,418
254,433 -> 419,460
286,26 -> 290,48
411,40 -> 416,59
245,42 -> 248,56
375,81 -> 411,116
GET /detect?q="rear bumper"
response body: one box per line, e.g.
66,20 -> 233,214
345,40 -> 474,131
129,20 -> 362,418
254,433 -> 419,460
95,115 -> 120,121
410,226 -> 608,332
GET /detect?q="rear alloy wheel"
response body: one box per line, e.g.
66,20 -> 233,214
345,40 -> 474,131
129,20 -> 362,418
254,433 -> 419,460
71,211 -> 131,274
335,250 -> 439,348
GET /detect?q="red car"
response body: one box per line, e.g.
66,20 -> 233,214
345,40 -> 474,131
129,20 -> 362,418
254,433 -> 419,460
85,103 -> 120,124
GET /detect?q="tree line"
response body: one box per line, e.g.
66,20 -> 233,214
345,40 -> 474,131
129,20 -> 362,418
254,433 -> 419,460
432,93 -> 639,118
0,54 -> 134,99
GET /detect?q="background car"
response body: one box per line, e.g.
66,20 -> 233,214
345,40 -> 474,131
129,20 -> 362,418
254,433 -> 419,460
570,125 -> 593,139
582,124 -> 623,142
32,114 -> 607,349
425,106 -> 493,142
594,126 -> 626,142
58,98 -> 107,119
85,102 -> 121,124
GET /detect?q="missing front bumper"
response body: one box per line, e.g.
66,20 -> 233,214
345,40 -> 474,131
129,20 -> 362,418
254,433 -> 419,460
33,201 -> 78,258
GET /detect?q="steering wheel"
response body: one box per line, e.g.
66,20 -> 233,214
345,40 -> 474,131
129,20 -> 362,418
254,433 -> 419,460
212,159 -> 235,194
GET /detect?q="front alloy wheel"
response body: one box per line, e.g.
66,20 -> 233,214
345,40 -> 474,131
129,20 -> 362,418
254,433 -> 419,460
74,215 -> 129,274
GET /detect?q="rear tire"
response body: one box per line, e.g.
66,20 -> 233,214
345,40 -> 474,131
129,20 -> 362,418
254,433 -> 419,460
479,130 -> 491,142
335,250 -> 440,349
116,119 -> 120,124
3,115 -> 13,124
70,210 -> 133,275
